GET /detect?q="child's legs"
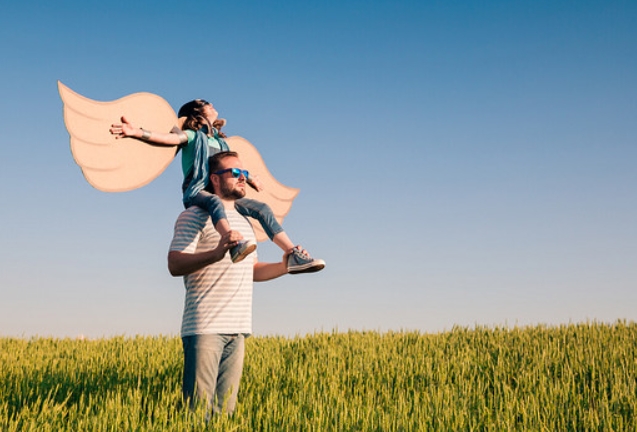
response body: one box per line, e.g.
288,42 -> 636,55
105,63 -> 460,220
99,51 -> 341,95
188,191 -> 231,235
271,232 -> 294,251
234,198 -> 292,249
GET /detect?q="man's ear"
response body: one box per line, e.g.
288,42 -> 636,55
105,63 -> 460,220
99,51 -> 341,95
210,174 -> 219,191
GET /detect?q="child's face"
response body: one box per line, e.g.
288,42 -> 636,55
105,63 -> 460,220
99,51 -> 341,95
202,103 -> 219,123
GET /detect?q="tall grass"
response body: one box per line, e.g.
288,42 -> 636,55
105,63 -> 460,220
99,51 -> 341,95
1,321 -> 635,431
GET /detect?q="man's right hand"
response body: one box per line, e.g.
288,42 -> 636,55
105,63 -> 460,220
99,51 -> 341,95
217,230 -> 245,254
168,230 -> 245,276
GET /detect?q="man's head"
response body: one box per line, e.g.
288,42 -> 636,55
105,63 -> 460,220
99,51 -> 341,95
206,151 -> 248,200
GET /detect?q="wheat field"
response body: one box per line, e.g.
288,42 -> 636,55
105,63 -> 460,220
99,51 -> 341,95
1,321 -> 636,431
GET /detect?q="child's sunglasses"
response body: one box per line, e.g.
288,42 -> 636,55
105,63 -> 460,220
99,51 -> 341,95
213,168 -> 250,179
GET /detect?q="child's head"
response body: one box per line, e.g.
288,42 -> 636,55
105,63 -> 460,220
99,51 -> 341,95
178,99 -> 218,131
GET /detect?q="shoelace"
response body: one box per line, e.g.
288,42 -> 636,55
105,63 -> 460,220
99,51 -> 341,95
293,247 -> 311,260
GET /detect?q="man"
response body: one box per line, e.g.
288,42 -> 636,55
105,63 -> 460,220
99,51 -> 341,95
168,151 -> 293,415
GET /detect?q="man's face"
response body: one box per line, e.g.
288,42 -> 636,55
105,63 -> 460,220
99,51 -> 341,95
214,156 -> 247,200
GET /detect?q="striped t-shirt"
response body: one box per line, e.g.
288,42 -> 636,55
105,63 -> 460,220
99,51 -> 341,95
169,206 -> 257,336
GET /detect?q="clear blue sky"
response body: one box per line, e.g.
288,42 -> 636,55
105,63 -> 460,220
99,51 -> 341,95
1,0 -> 635,338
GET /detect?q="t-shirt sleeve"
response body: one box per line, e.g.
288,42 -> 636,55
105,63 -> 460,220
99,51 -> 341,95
184,129 -> 196,143
169,211 -> 206,254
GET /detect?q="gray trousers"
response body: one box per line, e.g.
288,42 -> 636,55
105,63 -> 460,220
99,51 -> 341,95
182,333 -> 246,415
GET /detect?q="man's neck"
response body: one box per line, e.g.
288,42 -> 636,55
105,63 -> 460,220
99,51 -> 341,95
219,196 -> 237,210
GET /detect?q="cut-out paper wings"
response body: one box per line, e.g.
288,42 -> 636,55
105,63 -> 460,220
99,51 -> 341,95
58,81 -> 299,241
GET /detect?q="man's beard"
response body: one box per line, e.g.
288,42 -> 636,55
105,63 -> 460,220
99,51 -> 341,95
219,182 -> 246,200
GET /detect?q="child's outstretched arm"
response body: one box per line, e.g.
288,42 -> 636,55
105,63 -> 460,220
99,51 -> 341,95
110,116 -> 187,146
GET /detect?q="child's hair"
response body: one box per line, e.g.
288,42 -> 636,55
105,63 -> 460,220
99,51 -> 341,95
178,99 -> 211,131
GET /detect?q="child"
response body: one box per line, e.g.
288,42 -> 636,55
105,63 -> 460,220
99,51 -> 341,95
110,99 -> 325,274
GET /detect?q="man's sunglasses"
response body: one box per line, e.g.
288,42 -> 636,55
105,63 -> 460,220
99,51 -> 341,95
213,168 -> 250,179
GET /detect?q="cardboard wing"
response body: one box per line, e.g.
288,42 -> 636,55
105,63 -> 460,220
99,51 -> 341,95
58,82 -> 299,241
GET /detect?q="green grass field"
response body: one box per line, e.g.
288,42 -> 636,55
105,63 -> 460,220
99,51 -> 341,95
1,321 -> 636,431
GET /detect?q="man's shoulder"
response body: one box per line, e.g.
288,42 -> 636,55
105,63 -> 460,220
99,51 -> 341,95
176,206 -> 210,226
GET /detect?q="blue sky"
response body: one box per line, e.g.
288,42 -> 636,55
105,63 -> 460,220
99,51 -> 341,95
1,0 -> 635,338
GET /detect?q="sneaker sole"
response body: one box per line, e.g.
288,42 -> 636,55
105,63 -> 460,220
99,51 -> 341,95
288,260 -> 326,274
231,243 -> 257,263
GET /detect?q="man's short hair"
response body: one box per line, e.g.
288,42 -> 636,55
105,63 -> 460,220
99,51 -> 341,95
205,151 -> 240,193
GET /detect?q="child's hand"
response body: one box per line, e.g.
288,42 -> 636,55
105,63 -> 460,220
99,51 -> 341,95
213,119 -> 227,138
110,116 -> 138,139
247,175 -> 264,192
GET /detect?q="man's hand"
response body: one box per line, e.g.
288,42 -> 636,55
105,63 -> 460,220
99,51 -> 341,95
168,230 -> 245,276
218,230 -> 245,252
283,245 -> 304,262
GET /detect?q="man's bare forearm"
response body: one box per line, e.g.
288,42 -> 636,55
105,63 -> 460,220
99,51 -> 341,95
168,249 -> 225,276
253,261 -> 288,282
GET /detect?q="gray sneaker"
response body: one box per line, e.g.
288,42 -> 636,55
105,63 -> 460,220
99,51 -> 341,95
230,240 -> 257,263
287,247 -> 325,274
